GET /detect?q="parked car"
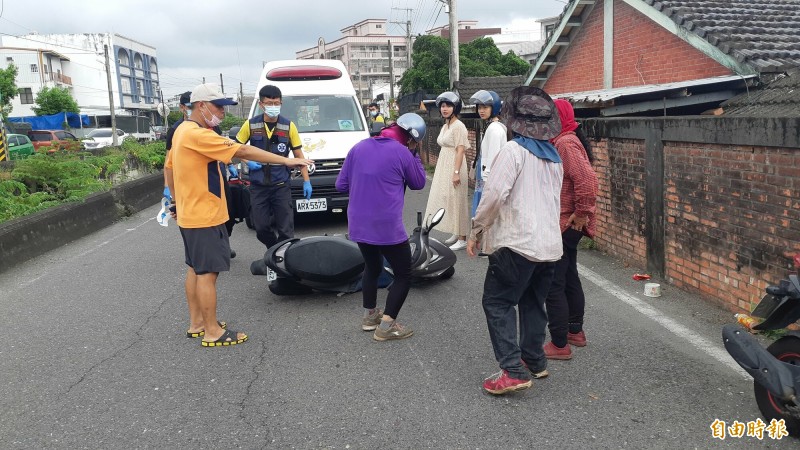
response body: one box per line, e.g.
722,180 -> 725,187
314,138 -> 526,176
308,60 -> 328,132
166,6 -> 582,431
82,128 -> 129,149
27,130 -> 82,153
152,125 -> 167,140
7,133 -> 35,159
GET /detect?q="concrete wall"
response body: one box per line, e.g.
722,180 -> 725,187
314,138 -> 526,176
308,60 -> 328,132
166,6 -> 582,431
0,173 -> 163,274
584,116 -> 800,312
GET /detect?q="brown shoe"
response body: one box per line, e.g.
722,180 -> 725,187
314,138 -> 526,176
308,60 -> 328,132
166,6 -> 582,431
361,308 -> 383,331
373,321 -> 413,341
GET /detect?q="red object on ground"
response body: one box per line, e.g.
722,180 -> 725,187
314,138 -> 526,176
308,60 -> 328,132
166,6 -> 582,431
632,273 -> 651,280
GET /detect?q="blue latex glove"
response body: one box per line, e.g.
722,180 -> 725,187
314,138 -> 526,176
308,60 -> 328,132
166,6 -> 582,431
162,186 -> 171,200
247,161 -> 263,171
228,164 -> 239,178
303,180 -> 312,200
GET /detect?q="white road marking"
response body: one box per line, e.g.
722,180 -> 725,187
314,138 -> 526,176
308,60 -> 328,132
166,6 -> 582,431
578,263 -> 750,380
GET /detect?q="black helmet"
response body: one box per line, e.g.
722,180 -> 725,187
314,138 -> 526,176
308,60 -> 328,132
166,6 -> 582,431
469,90 -> 502,117
435,91 -> 462,116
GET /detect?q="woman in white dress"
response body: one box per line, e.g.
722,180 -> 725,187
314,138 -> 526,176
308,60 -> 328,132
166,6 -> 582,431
425,91 -> 470,250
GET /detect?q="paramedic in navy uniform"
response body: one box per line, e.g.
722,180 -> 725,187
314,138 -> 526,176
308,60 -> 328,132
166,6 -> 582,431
236,85 -> 310,251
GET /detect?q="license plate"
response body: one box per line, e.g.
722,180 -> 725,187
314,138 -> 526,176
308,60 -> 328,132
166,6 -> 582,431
296,198 -> 327,212
266,268 -> 277,281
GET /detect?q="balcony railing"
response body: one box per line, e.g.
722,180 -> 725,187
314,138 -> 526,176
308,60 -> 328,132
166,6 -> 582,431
45,72 -> 72,85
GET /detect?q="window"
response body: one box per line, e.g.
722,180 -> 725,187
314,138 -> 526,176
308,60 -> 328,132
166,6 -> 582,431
136,81 -> 143,96
121,78 -> 132,94
545,24 -> 556,40
6,57 -> 12,62
18,88 -> 33,104
30,64 -> 38,73
376,24 -> 382,28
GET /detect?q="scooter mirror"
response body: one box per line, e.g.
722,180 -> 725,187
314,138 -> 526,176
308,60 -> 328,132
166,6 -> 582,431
429,208 -> 446,229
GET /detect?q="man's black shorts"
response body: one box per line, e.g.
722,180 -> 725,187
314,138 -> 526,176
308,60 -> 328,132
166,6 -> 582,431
179,224 -> 230,274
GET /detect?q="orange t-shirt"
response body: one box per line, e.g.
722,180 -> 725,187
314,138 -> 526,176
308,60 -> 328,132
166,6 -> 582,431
165,121 -> 241,228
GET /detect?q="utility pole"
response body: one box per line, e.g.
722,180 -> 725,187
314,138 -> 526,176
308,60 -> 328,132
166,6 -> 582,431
103,44 -> 118,146
202,76 -> 205,84
391,7 -> 413,69
219,73 -> 224,95
448,0 -> 459,90
239,82 -> 244,118
387,39 -> 394,101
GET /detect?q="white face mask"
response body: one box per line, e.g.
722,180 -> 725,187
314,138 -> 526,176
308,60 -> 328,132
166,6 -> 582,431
201,104 -> 222,127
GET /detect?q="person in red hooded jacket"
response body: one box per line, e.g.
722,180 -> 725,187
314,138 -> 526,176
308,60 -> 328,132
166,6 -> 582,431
543,99 -> 598,360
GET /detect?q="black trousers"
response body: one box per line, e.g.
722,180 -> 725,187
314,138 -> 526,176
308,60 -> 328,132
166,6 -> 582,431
357,241 -> 412,320
545,228 -> 586,347
223,178 -> 235,237
250,183 -> 293,249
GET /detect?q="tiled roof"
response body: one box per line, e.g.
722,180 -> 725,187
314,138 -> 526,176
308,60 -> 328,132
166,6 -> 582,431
458,76 -> 526,102
722,68 -> 800,116
642,0 -> 800,72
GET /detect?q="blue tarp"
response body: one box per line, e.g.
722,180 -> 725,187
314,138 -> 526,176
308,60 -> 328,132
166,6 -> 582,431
8,112 -> 90,130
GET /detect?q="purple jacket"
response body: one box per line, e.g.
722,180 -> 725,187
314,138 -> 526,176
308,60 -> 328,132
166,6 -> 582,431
336,137 -> 426,245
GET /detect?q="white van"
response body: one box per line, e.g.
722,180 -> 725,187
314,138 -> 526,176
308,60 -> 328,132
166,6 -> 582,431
247,59 -> 370,214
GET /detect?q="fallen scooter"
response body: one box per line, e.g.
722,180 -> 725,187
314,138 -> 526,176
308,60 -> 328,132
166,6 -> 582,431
722,254 -> 800,436
250,208 -> 456,295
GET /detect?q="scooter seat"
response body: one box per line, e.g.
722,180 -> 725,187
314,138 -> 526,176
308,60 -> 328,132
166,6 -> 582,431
283,236 -> 365,283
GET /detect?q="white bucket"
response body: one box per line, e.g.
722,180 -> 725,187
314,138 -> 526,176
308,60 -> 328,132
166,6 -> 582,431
644,283 -> 661,297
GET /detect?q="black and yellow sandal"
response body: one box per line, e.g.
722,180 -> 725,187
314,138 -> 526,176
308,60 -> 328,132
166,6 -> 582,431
201,329 -> 247,348
186,321 -> 227,338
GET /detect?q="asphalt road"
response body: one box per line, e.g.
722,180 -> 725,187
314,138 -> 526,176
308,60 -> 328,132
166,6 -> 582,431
0,186 -> 795,449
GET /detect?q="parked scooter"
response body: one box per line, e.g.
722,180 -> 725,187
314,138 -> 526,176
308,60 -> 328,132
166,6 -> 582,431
250,208 -> 456,295
401,208 -> 457,281
722,255 -> 800,436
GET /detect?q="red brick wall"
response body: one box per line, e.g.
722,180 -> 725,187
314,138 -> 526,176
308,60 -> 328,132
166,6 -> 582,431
544,0 -> 732,95
663,142 -> 800,311
612,0 -> 732,86
543,2 -> 605,94
592,138 -> 648,266
593,136 -> 800,312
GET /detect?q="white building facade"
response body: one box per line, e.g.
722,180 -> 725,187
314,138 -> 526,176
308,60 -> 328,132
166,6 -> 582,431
296,19 -> 410,106
0,33 -> 160,122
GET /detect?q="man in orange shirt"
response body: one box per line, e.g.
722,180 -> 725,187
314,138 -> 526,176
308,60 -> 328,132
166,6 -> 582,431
165,84 -> 312,348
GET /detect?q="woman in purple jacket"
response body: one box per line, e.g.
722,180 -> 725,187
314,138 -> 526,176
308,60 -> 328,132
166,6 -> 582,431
335,113 -> 427,341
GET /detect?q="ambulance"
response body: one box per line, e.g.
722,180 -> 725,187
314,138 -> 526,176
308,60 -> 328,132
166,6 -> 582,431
247,59 -> 370,214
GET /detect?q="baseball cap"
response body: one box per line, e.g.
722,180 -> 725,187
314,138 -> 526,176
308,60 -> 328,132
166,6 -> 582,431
179,91 -> 192,106
190,83 -> 238,106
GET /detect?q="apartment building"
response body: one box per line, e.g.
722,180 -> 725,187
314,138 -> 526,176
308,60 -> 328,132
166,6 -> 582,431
296,19 -> 410,105
0,33 -> 160,122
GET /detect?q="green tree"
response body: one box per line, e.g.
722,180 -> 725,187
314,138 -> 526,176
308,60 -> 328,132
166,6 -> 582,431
398,36 -> 531,95
167,110 -> 184,125
220,113 -> 244,131
398,35 -> 451,95
31,86 -> 79,116
0,63 -> 19,118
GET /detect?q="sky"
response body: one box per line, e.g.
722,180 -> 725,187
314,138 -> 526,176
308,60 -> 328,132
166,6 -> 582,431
0,0 -> 566,99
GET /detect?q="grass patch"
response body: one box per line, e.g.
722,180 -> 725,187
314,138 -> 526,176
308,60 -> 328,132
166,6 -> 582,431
578,236 -> 596,250
0,140 -> 166,223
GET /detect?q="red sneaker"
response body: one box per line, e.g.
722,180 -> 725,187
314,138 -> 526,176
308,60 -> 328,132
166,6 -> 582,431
567,331 -> 587,347
482,370 -> 532,395
543,341 -> 573,360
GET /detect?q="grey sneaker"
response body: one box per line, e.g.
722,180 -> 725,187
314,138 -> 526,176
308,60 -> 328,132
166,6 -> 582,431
373,322 -> 414,341
361,309 -> 383,331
